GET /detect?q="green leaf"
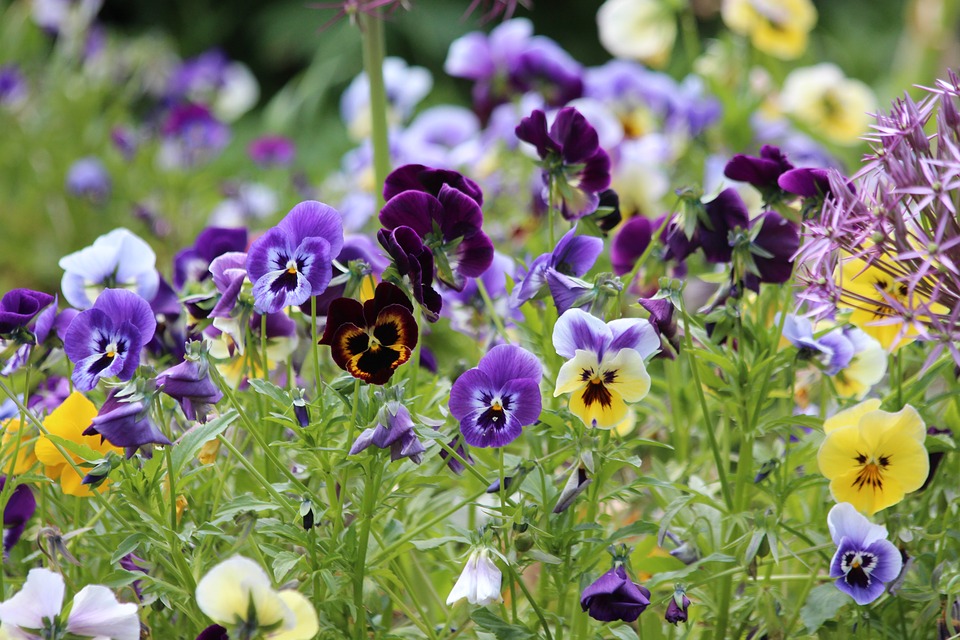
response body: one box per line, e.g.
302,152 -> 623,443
470,609 -> 535,640
248,379 -> 292,406
44,434 -> 100,463
273,551 -> 302,582
526,550 -> 562,564
609,626 -> 640,640
410,536 -> 467,550
110,533 -> 148,564
801,583 -> 849,633
172,410 -> 238,470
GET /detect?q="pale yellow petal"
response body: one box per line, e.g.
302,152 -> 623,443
601,349 -> 651,403
270,591 -> 319,640
196,556 -> 290,628
823,398 -> 881,434
554,350 -> 599,397
570,386 -> 628,430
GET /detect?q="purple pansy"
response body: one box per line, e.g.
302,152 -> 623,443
208,252 -> 248,319
159,103 -> 230,168
513,226 -> 603,306
665,591 -> 691,624
84,388 -> 172,458
580,565 -> 651,622
743,211 -> 800,290
724,145 -> 794,201
65,157 -> 111,204
246,200 -> 344,314
0,65 -> 27,107
611,216 -> 665,276
545,269 -> 594,315
0,289 -> 55,337
516,107 -> 611,220
781,315 -> 855,375
377,227 -> 443,321
777,167 -> 830,198
350,401 -> 425,464
301,235 -> 388,317
59,228 -> 160,310
0,477 -> 36,556
247,135 -> 296,167
828,502 -> 903,605
449,344 -> 542,448
383,164 -> 484,206
156,352 -> 223,423
173,227 -> 248,290
63,289 -> 156,391
699,189 -> 750,264
638,296 -> 679,357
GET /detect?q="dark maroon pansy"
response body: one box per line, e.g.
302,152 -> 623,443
699,189 -> 750,264
383,164 -> 483,206
743,211 -> 800,291
377,227 -> 443,321
724,145 -> 794,197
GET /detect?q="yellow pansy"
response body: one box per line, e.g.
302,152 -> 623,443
817,399 -> 929,515
34,392 -> 122,497
1,418 -> 39,475
555,348 -> 651,429
721,0 -> 817,60
780,63 -> 876,145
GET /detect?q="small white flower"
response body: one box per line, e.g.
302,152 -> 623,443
446,548 -> 503,606
597,0 -> 677,67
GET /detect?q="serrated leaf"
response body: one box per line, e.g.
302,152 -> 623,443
248,379 -> 292,406
273,551 -> 302,582
801,583 -> 849,633
470,609 -> 535,640
172,410 -> 238,470
44,434 -> 100,463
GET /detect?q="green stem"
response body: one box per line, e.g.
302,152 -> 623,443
547,175 -> 557,249
504,563 -> 555,640
353,461 -> 382,640
476,277 -> 510,343
215,434 -> 291,508
334,379 -> 363,540
360,12 -> 391,209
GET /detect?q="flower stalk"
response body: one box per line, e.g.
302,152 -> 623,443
360,11 -> 391,208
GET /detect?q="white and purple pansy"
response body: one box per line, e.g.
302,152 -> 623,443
58,227 -> 159,310
63,288 -> 156,392
246,200 -> 345,314
449,344 -> 542,448
827,502 -> 903,605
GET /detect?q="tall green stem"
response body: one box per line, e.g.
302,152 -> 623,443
360,12 -> 391,209
353,461 -> 382,640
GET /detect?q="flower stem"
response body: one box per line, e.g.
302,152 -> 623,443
334,378 -> 363,539
353,460 -> 382,640
476,277 -> 510,342
360,11 -> 391,209
547,175 -> 557,249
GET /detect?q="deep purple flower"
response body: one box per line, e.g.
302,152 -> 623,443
665,592 -> 691,624
301,235 -> 388,316
196,625 -> 228,640
380,178 -> 494,291
449,344 -> 542,448
349,401 -> 425,464
0,65 -> 27,107
0,289 -> 55,338
781,315 -> 854,375
63,289 -> 157,391
724,145 -> 794,200
828,503 -> 902,605
516,107 -> 611,219
743,211 -> 800,290
119,552 -> 148,600
377,227 -> 443,321
246,200 -> 345,314
0,477 -> 36,555
66,157 -> 111,204
777,167 -> 830,198
699,189 -> 750,264
383,164 -> 484,206
156,353 -> 223,423
208,252 -> 248,319
514,226 -> 602,305
580,565 -> 651,622
611,216 -> 661,276
638,296 -> 679,357
174,227 -> 248,290
84,388 -> 172,458
248,135 -> 296,167
440,436 -> 474,474
159,103 -> 230,168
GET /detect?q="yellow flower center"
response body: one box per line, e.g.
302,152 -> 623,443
105,342 -> 118,358
286,259 -> 298,275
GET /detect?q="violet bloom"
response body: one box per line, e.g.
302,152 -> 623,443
0,477 -> 36,555
516,107 -> 611,220
173,227 -> 248,290
377,227 -> 443,321
383,164 -> 484,206
665,591 -> 691,624
84,388 -> 172,458
611,216 -> 663,276
66,157 -> 111,204
449,344 -> 542,448
159,103 -> 230,168
0,289 -> 54,338
513,226 -> 603,306
247,135 -> 296,167
196,625 -> 228,640
743,211 -> 800,290
301,235 -> 388,316
638,296 -> 679,357
0,64 -> 27,107
119,553 -> 148,600
698,188 -> 750,264
156,353 -> 223,423
724,145 -> 794,202
580,565 -> 651,622
63,289 -> 156,391
2,293 -> 63,376
781,315 -> 854,375
59,227 -> 160,310
246,200 -> 345,314
777,167 -> 830,198
349,401 -> 425,464
827,502 -> 902,605
208,252 -> 248,319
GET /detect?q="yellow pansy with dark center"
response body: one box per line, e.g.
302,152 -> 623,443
320,282 -> 418,385
554,348 -> 650,429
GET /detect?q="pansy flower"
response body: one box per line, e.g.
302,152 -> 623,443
0,289 -> 54,339
723,145 -> 794,203
827,502 -> 903,605
319,282 -> 418,385
552,308 -> 659,429
173,226 -> 248,290
63,289 -> 157,392
246,200 -> 345,314
817,399 -> 929,515
58,228 -> 159,310
580,565 -> 651,622
0,476 -> 36,555
377,227 -> 443,321
513,226 -> 603,306
349,401 -> 425,464
449,344 -> 542,448
446,548 -> 502,606
84,389 -> 172,458
156,344 -> 223,423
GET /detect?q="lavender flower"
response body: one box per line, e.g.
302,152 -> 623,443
156,348 -> 223,423
65,157 -> 111,204
59,228 -> 159,309
449,345 -> 542,448
246,200 -> 345,314
63,289 -> 156,391
513,226 -> 603,306
0,289 -> 55,339
173,227 -> 248,291
827,502 -> 902,605
0,477 -> 36,555
0,65 -> 27,108
580,565 -> 651,622
84,388 -> 172,458
247,135 -> 296,167
349,401 -> 425,464
159,103 -> 230,168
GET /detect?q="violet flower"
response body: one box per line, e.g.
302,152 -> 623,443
513,226 -> 603,306
196,625 -> 229,640
0,477 -> 36,555
84,388 -> 172,458
781,315 -> 854,375
377,226 -> 443,321
247,135 -> 296,167
723,145 -> 794,202
383,164 -> 484,206
449,344 -> 542,448
0,289 -> 54,339
665,591 -> 691,624
59,227 -> 159,309
301,235 -> 388,317
0,64 -> 27,108
610,216 -> 664,276
246,200 -> 345,314
349,401 -> 425,464
119,553 -> 148,601
156,349 -> 223,423
65,157 -> 111,204
173,227 -> 248,290
159,103 -> 230,168
208,252 -> 248,319
638,296 -> 679,357
698,188 -> 749,264
63,289 -> 156,391
516,107 -> 611,220
580,565 -> 651,622
742,211 -> 800,291
827,502 -> 903,605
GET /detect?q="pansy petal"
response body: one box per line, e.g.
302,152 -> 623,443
554,349 -> 600,396
823,399 -> 882,434
277,200 -> 345,258
271,591 -> 319,640
295,236 -> 333,294
66,585 -> 140,640
252,269 -> 310,314
827,502 -> 886,547
379,191 -> 441,238
478,344 -> 542,388
570,384 -> 628,429
449,369 -> 495,420
602,348 -> 651,402
552,308 -> 609,359
554,229 -> 603,276
247,228 -> 294,282
499,377 -> 542,428
0,568 -> 65,628
606,318 -> 659,359
453,232 -> 495,280
93,289 -> 156,342
196,556 -> 289,629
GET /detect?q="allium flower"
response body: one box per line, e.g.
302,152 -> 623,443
596,0 -> 676,68
580,565 -> 651,622
0,567 -> 139,640
516,107 -> 611,220
319,282 -> 418,385
84,388 -> 172,458
780,64 -> 876,145
196,555 -> 318,640
59,228 -> 159,309
449,344 -> 542,448
349,400 -> 425,464
157,350 -> 223,423
721,0 -> 817,60
173,227 -> 248,290
552,308 -> 659,428
446,548 -> 502,606
514,226 -> 603,305
0,476 -> 36,555
817,399 -> 929,515
248,135 -> 296,167
63,289 -> 157,391
66,157 -> 111,204
827,503 -> 903,605
246,200 -> 345,314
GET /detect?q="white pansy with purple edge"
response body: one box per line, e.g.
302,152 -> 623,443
446,548 -> 502,606
827,502 -> 903,605
449,344 -> 542,448
245,201 -> 344,314
58,228 -> 159,310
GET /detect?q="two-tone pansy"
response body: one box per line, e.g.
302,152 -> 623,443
552,308 -> 659,428
319,282 -> 418,385
827,502 -> 903,605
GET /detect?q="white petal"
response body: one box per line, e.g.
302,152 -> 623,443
66,586 -> 140,640
446,553 -> 479,606
269,591 -> 318,640
0,568 -> 65,631
473,551 -> 503,606
827,502 -> 888,547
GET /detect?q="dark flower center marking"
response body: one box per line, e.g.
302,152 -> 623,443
476,392 -> 512,433
89,334 -> 128,375
578,367 -> 617,408
851,450 -> 891,491
840,550 -> 878,588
